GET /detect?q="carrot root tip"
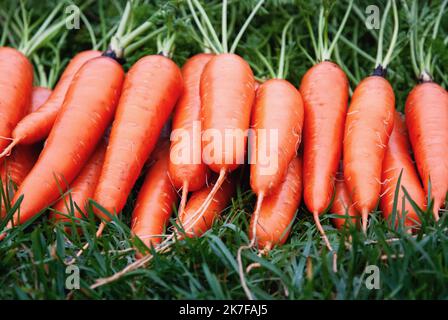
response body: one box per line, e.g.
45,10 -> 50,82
361,210 -> 369,233
178,182 -> 189,218
432,204 -> 440,222
181,169 -> 226,233
0,138 -> 20,159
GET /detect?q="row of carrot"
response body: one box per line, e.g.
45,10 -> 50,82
0,1 -> 446,269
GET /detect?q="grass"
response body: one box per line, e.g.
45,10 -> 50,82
0,0 -> 448,300
1,189 -> 447,299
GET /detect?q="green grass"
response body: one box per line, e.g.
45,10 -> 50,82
0,0 -> 448,300
1,189 -> 447,299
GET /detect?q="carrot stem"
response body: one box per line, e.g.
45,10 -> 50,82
277,18 -> 293,79
325,0 -> 353,60
186,0 -> 221,54
221,0 -> 228,53
229,0 -> 265,53
191,0 -> 223,52
381,0 -> 399,69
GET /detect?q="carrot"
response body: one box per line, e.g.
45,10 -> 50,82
91,0 -> 263,287
300,61 -> 349,242
51,140 -> 107,225
344,0 -> 399,232
181,0 -> 262,233
249,78 -> 303,245
29,87 -> 52,113
397,0 -> 448,221
3,56 -> 124,230
183,53 -> 254,222
380,111 -> 425,228
93,55 -> 183,221
169,53 -> 213,217
0,87 -> 51,217
0,50 -> 101,158
238,18 -> 304,298
249,156 -> 302,250
331,171 -> 358,230
178,174 -> 234,238
297,0 -> 353,253
0,47 -> 33,151
405,83 -> 448,220
343,75 -> 395,231
201,53 -> 255,173
1,86 -> 51,186
131,142 -> 178,253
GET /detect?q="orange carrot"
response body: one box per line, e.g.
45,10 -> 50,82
343,0 -> 399,232
93,55 -> 183,221
169,53 -> 213,217
0,47 -> 33,151
0,50 -> 101,156
300,62 -> 348,214
4,56 -> 124,229
249,156 -> 302,249
131,142 -> 178,252
343,74 -> 395,232
249,78 -> 303,247
380,111 -> 425,228
250,79 -> 303,198
300,61 -> 349,246
0,87 -> 51,217
178,174 -> 234,237
1,86 -> 51,186
405,82 -> 448,220
51,140 -> 107,224
331,172 -> 358,230
187,53 -> 255,225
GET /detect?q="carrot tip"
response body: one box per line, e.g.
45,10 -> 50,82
181,169 -> 226,233
250,193 -> 264,248
313,211 -> 334,252
0,138 -> 20,159
432,205 -> 440,222
361,210 -> 369,233
178,181 -> 189,218
70,221 -> 106,264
